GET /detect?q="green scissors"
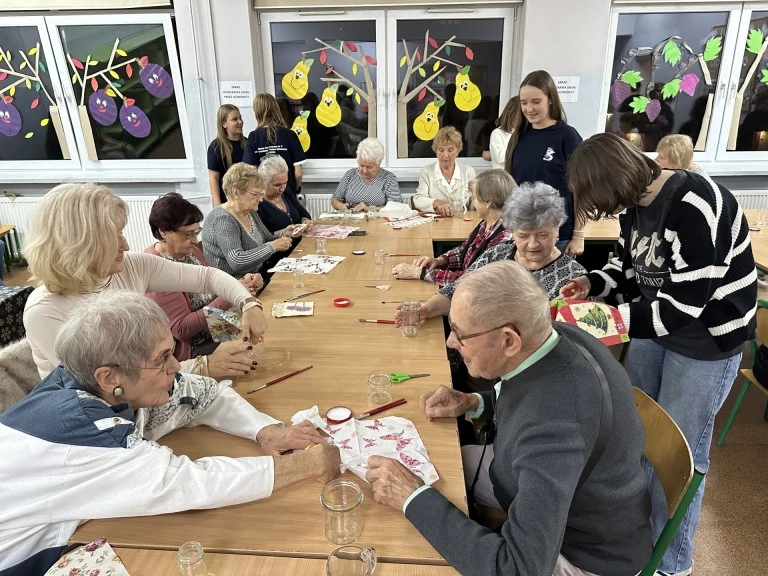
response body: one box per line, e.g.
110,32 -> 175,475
390,373 -> 430,383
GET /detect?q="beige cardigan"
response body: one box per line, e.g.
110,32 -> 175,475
412,161 -> 477,212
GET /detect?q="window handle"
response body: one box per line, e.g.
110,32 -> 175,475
719,81 -> 726,100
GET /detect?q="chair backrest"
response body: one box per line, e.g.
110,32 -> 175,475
632,387 -> 694,518
755,301 -> 768,346
0,338 -> 40,414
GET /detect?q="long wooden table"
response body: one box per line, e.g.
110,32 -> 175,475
116,548 -> 461,575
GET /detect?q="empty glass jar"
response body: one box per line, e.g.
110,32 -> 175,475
321,478 -> 364,545
400,299 -> 421,338
177,541 -> 210,576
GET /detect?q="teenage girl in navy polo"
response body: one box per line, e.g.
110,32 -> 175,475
505,70 -> 584,256
207,104 -> 246,206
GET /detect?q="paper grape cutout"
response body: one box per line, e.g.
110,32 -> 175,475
139,62 -> 174,99
120,103 -> 151,138
88,89 -> 117,126
0,98 -> 21,137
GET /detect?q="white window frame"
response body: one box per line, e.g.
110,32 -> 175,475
599,3 -> 745,175
45,12 -> 195,180
259,6 -> 517,182
0,16 -> 82,176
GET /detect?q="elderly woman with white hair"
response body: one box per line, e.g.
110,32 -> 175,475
1,290 -> 340,576
331,137 -> 401,212
256,154 -> 313,237
23,183 -> 269,381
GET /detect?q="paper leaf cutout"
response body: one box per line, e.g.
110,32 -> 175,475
761,69 -> 768,85
437,76 -> 444,85
465,46 -> 474,60
662,40 -> 682,66
414,49 -> 421,62
5,51 -> 11,61
330,83 -> 339,93
354,92 -> 360,104
34,81 -> 40,92
88,60 -> 98,66
30,98 -> 38,109
610,80 -> 631,109
418,87 -> 427,101
300,110 -> 310,119
344,41 -> 357,53
346,87 -> 354,96
139,56 -> 149,67
1,95 -> 11,103
24,79 -> 31,89
24,132 -> 33,138
124,97 -> 135,106
661,78 -> 681,99
352,62 -> 358,76
9,85 -> 14,96
40,118 -> 49,126
646,99 -> 661,122
399,55 -> 407,67
116,48 -> 127,57
0,72 -> 6,81
432,61 -> 440,72
747,29 -> 764,55
629,95 -> 650,114
105,88 -> 116,97
418,68 -> 426,77
71,73 -> 78,84
365,55 -> 376,66
126,63 -> 133,78
445,45 -> 451,56
460,65 -> 470,75
304,58 -> 314,67
19,61 -> 27,70
434,99 -> 445,108
428,36 -> 438,49
680,73 -> 700,96
620,70 -> 643,89
703,36 -> 722,62
28,47 -> 38,56
109,70 -> 119,79
71,58 -> 84,70
91,77 -> 98,92
39,61 -> 46,73
320,50 -> 327,65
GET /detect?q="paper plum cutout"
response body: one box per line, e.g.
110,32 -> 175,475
139,58 -> 174,100
120,99 -> 151,138
88,89 -> 117,126
0,98 -> 21,137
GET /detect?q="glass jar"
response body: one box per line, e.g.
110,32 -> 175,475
451,200 -> 465,219
325,545 -> 377,576
400,299 -> 421,338
367,371 -> 392,404
321,478 -> 364,545
177,541 -> 210,576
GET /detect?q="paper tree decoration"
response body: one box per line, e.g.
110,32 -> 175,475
291,110 -> 311,152
0,42 -> 67,156
281,59 -> 312,100
550,299 -> 629,347
454,66 -> 481,112
726,27 -> 768,150
610,34 -> 721,151
413,99 -> 443,141
300,38 -> 378,138
397,30 -> 475,156
316,84 -> 341,127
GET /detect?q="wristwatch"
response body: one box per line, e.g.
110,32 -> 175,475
241,296 -> 263,310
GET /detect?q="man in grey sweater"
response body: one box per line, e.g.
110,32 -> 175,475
367,261 -> 652,576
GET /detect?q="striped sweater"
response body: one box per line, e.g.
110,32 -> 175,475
586,171 -> 757,353
202,206 -> 278,276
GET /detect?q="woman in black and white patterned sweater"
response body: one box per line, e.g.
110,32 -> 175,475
563,133 -> 756,576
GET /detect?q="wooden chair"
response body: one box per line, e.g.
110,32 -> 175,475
633,387 -> 705,576
716,300 -> 768,446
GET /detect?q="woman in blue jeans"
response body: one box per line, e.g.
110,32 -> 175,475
561,133 -> 757,576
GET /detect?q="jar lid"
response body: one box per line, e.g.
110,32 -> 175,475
333,297 -> 351,307
326,405 -> 352,424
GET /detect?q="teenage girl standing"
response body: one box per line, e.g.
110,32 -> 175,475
207,104 -> 246,206
505,70 -> 584,256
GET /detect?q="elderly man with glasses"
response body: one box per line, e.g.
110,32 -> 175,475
367,260 -> 652,576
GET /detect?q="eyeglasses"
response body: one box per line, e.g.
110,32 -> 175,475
246,189 -> 265,198
177,227 -> 202,240
448,321 -> 518,348
104,342 -> 177,374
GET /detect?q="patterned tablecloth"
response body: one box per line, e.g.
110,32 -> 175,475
0,285 -> 33,347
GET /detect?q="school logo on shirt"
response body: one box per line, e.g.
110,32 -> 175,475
542,147 -> 555,162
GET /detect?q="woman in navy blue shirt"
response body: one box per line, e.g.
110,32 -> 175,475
505,70 -> 584,256
257,154 -> 312,245
207,104 -> 246,206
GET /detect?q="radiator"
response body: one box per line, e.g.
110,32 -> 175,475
0,195 -> 210,260
732,192 -> 768,210
303,193 -> 414,219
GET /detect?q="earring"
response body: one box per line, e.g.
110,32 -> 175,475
113,385 -> 124,398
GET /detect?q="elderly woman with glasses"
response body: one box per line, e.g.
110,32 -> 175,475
23,183 -> 268,381
256,154 -> 313,239
144,193 -> 264,362
202,163 -> 294,277
331,137 -> 401,212
1,290 -> 341,576
392,170 -> 514,286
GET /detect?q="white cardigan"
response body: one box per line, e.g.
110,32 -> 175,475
489,128 -> 512,170
412,161 -> 477,212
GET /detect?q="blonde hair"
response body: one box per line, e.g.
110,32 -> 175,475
223,162 -> 265,199
25,183 -> 128,295
253,93 -> 286,144
656,134 -> 694,170
215,104 -> 246,171
432,126 -> 463,153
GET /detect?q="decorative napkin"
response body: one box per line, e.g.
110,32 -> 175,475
550,299 -> 629,346
272,301 -> 315,318
203,305 -> 242,342
43,537 -> 131,575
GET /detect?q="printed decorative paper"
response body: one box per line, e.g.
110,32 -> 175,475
204,305 -> 242,342
550,299 -> 629,346
272,301 -> 315,318
268,254 -> 345,274
385,215 -> 435,228
303,224 -> 359,239
318,212 -> 367,221
43,537 -> 131,576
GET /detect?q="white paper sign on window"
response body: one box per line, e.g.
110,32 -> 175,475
553,76 -> 580,103
219,80 -> 255,132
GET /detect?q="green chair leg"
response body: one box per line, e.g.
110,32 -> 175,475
717,378 -> 751,446
639,471 -> 706,576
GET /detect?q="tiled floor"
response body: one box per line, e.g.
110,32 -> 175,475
5,264 -> 767,575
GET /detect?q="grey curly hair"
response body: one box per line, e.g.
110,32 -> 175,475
502,181 -> 567,231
